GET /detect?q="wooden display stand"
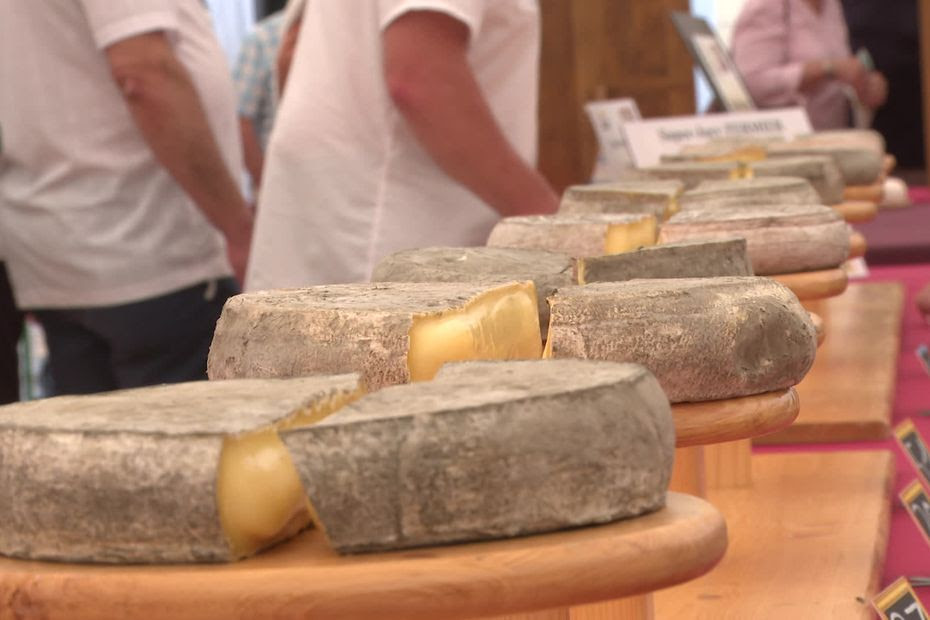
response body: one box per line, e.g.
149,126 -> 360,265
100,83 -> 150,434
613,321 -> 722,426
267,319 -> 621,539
756,281 -> 904,444
833,200 -> 879,223
770,268 -> 849,301
849,230 -> 868,259
843,184 -> 885,204
656,451 -> 893,619
0,493 -> 726,620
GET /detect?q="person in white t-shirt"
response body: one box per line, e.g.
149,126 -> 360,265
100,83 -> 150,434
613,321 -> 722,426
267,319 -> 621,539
245,1 -> 558,290
0,0 -> 253,395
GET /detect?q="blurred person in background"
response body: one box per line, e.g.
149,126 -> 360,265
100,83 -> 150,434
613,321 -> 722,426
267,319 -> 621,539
245,1 -> 559,291
0,1 -> 252,395
731,0 -> 887,130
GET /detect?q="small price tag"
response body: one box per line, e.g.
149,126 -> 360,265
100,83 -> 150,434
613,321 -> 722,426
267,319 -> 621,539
873,576 -> 929,619
901,480 -> 930,549
917,345 -> 930,377
895,420 -> 930,488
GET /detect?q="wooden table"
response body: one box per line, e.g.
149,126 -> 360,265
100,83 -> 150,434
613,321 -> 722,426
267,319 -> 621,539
756,281 -> 904,444
0,493 -> 727,620
656,451 -> 893,619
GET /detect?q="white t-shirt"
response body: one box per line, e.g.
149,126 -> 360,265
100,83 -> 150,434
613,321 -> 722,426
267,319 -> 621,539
0,0 -> 240,309
245,0 -> 540,291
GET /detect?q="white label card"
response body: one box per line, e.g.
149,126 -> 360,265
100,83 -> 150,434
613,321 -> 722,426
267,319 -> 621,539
585,98 -> 642,182
622,107 -> 813,168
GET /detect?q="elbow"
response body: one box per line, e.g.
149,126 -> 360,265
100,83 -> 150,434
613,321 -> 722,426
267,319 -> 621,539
384,62 -> 432,115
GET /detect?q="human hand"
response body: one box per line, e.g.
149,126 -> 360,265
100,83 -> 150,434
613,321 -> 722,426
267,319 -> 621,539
860,71 -> 888,109
224,208 -> 254,286
833,56 -> 867,90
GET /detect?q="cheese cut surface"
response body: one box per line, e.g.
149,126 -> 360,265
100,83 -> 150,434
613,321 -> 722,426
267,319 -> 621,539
407,284 -> 542,381
681,177 -> 822,210
0,376 -> 363,563
208,282 -> 542,389
747,156 -> 845,205
577,238 -> 753,284
371,246 -> 575,335
281,359 -> 674,553
558,181 -> 683,220
659,204 -> 850,275
545,278 -> 817,403
486,213 -> 657,258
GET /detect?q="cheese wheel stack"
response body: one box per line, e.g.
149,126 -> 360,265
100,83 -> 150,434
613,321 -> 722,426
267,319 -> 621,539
486,213 -> 658,258
658,204 -> 850,275
680,177 -> 822,210
558,180 -> 683,220
545,277 -> 817,403
0,360 -> 675,561
208,282 -> 543,389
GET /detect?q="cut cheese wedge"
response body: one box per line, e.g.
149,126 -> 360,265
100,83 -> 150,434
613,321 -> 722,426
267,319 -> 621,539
208,282 -> 543,389
681,177 -> 822,210
281,359 -> 674,553
627,161 -> 745,189
0,376 -> 364,563
558,180 -> 683,220
578,238 -> 753,284
486,213 -> 657,258
746,156 -> 845,205
658,204 -> 850,275
545,278 -> 817,403
371,246 -> 575,335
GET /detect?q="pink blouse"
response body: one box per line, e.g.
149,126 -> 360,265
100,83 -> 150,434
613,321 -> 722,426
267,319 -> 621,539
730,0 -> 852,130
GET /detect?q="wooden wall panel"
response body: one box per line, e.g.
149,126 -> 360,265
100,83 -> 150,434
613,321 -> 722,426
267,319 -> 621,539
538,0 -> 696,192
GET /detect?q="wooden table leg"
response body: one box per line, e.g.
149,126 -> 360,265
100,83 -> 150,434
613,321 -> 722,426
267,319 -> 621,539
704,438 -> 753,489
669,445 -> 707,497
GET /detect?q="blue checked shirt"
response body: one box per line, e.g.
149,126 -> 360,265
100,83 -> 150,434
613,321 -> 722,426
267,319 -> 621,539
232,11 -> 285,148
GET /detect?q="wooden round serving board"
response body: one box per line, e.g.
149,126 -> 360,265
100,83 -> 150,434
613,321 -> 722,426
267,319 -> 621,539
770,268 -> 848,301
833,199 -> 879,221
672,388 -> 799,448
849,231 -> 867,259
0,494 -> 726,620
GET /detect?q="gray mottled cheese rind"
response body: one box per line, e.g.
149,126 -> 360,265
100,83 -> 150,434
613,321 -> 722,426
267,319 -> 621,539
747,156 -> 845,204
626,161 -> 742,189
282,359 -> 674,553
208,282 -> 524,389
0,375 -> 361,564
558,181 -> 682,219
546,278 -> 816,403
371,246 -> 574,335
485,213 -> 652,258
658,204 -> 849,275
681,177 -> 822,210
767,139 -> 884,185
581,238 -> 753,282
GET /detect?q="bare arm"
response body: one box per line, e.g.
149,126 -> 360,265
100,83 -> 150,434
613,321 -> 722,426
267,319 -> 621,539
382,11 -> 558,217
239,117 -> 264,190
105,32 -> 253,282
